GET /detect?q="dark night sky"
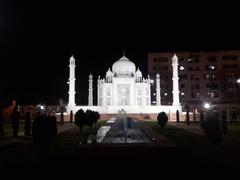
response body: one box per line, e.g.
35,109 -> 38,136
0,1 -> 240,105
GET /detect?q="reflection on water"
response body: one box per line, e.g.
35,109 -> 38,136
87,126 -> 111,144
101,116 -> 152,144
86,116 -> 152,144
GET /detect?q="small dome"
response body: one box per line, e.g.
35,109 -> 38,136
136,68 -> 142,76
106,68 -> 113,76
112,56 -> 136,76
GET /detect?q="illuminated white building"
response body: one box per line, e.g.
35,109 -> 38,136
67,53 -> 182,114
97,55 -> 151,106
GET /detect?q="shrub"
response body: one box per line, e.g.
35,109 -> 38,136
93,111 -> 100,125
157,112 -> 168,128
85,110 -> 95,128
74,109 -> 86,130
186,110 -> 190,125
75,109 -> 100,130
202,110 -> 221,144
176,110 -> 180,123
70,110 -> 73,123
32,115 -> 57,146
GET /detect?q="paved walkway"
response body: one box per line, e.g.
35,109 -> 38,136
138,121 -> 177,147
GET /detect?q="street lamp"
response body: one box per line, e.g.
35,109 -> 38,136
204,103 -> 211,109
237,78 -> 240,84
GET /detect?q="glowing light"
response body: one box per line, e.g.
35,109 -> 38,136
164,93 -> 168,96
209,66 -> 215,70
181,92 -> 185,96
150,80 -> 154,84
180,66 -> 185,70
204,103 -> 211,109
237,79 -> 240,84
56,112 -> 67,115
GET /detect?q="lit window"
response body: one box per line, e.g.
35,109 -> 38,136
196,92 -> 200,98
211,93 -> 214,98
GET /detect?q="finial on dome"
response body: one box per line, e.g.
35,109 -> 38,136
123,49 -> 125,56
70,55 -> 75,65
70,54 -> 75,59
173,53 -> 178,59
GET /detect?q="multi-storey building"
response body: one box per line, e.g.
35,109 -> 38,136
148,50 -> 240,109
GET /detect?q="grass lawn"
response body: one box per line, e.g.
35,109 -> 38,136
228,124 -> 240,138
144,121 -> 209,147
169,121 -> 240,138
0,121 -> 106,162
2,121 -> 25,138
50,121 -> 106,151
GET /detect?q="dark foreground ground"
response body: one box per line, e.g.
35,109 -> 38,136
1,144 -> 240,180
1,121 -> 240,179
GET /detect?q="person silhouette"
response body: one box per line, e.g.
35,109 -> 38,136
230,109 -> 237,125
221,110 -> 228,134
11,105 -> 20,138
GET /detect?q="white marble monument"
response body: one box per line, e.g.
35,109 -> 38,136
67,53 -> 182,114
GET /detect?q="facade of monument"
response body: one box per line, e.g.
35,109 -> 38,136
67,54 -> 182,114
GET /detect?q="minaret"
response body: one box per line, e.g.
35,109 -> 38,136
156,73 -> 161,106
172,53 -> 180,106
88,74 -> 93,106
147,75 -> 151,105
68,55 -> 76,112
97,75 -> 100,106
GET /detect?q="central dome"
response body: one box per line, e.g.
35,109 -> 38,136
112,56 -> 136,76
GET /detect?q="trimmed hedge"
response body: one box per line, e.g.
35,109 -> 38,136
74,109 -> 100,130
157,112 -> 168,128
